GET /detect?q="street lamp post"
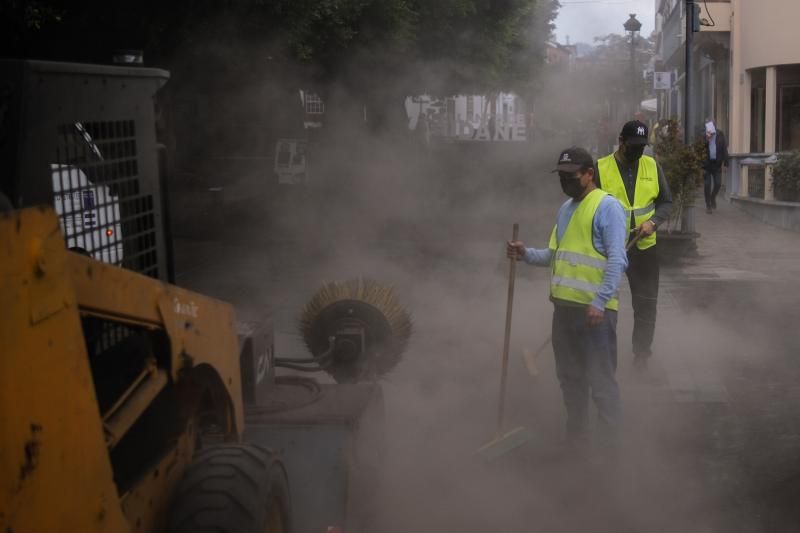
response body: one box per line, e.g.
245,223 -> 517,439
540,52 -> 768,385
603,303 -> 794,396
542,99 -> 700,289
624,14 -> 642,118
684,0 -> 694,144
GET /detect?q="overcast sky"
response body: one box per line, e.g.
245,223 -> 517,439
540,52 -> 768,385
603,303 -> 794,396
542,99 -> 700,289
554,0 -> 656,45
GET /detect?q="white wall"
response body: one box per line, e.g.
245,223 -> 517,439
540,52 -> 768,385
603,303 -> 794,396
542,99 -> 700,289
729,0 -> 800,153
736,0 -> 800,70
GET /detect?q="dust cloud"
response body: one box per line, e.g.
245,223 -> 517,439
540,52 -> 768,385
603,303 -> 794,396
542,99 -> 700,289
165,30 -> 800,533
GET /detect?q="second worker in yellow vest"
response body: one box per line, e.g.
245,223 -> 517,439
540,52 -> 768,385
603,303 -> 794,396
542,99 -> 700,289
596,120 -> 673,371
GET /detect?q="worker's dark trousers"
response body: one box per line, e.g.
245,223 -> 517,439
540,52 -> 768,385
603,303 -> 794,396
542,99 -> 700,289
626,245 -> 659,357
551,304 -> 620,446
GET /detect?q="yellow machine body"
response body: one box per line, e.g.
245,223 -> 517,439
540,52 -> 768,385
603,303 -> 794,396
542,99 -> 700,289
1,207 -> 245,533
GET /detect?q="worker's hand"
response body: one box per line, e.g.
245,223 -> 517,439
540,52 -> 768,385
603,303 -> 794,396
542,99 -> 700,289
585,305 -> 604,327
636,219 -> 657,236
506,240 -> 526,261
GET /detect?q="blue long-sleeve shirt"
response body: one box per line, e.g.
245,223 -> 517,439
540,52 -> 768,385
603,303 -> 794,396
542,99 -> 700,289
522,194 -> 628,310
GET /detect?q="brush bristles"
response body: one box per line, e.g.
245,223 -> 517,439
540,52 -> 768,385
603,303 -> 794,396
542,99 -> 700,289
298,278 -> 412,356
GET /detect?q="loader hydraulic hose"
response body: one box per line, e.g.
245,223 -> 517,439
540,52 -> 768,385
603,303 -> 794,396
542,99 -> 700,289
273,336 -> 336,371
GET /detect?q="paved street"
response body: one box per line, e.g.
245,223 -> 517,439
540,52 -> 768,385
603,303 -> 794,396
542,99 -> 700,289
174,162 -> 800,533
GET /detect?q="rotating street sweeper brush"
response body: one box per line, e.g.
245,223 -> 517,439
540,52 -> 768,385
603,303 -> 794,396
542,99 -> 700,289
293,278 -> 412,383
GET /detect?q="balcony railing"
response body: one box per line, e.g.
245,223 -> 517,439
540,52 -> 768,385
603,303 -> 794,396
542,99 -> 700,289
726,151 -> 800,232
727,153 -> 778,200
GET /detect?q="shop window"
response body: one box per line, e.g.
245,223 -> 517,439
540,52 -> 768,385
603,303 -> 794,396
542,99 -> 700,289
777,64 -> 800,152
700,65 -> 713,125
750,68 -> 765,153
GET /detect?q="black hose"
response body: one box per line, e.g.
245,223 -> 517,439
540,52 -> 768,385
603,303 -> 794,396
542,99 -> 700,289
273,362 -> 329,372
274,336 -> 337,370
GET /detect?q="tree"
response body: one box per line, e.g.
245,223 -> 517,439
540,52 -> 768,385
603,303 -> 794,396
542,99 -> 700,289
0,0 -> 62,55
274,0 -> 560,130
588,31 -> 656,104
1,0 -> 559,132
653,118 -> 705,232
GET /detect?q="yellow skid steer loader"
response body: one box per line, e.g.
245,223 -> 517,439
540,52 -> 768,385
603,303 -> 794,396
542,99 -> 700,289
1,206 -> 289,533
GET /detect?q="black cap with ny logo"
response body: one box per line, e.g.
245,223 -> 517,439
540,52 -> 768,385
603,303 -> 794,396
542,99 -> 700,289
619,120 -> 649,145
552,146 -> 594,173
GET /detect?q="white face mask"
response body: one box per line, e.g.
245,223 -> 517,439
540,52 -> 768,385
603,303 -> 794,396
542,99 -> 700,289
705,121 -> 716,135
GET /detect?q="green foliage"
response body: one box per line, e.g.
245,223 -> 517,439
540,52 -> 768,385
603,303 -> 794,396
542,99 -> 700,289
590,33 -> 655,68
1,0 -> 559,133
0,0 -> 62,52
278,0 -> 559,97
653,118 -> 705,231
415,0 -> 558,96
0,0 -> 61,29
770,150 -> 800,202
281,0 -> 417,63
2,0 -> 557,99
587,32 -> 656,100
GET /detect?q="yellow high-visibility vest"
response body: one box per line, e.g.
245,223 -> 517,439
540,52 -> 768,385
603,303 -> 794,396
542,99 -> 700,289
548,188 -> 619,311
597,154 -> 659,250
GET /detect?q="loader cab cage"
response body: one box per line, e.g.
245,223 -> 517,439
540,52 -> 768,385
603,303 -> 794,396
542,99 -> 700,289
0,60 -> 171,279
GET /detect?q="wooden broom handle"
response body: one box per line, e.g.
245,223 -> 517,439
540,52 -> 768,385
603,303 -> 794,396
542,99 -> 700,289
498,223 -> 519,433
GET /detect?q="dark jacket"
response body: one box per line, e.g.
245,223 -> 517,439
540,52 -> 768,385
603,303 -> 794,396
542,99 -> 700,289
703,129 -> 728,170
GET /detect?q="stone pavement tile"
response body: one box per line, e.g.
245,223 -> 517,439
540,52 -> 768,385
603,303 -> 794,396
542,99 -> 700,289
688,199 -> 800,281
651,291 -> 732,404
649,198 -> 800,404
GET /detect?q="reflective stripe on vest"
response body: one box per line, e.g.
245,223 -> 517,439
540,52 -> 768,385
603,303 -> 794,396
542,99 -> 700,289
554,250 -> 607,270
632,203 -> 655,217
547,189 -> 619,311
551,276 -> 619,301
597,153 -> 659,250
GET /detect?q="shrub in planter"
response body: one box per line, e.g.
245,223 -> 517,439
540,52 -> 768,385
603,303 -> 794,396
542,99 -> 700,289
653,118 -> 705,232
771,150 -> 800,202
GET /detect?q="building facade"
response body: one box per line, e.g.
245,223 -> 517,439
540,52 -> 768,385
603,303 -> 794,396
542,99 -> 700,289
729,0 -> 800,156
654,0 -> 731,135
545,41 -> 577,70
654,0 -> 800,226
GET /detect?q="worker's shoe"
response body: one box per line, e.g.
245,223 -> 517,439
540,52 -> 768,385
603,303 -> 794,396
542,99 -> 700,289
632,353 -> 650,372
705,206 -> 713,214
632,352 -> 664,386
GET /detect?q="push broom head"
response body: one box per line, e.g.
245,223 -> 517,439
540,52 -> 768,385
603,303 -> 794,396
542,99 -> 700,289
298,278 -> 412,383
475,426 -> 535,461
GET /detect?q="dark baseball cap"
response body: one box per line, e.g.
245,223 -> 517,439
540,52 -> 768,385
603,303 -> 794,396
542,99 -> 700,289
620,120 -> 649,145
552,146 -> 594,172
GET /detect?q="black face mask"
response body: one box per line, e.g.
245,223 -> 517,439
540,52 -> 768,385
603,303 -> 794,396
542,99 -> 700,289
560,177 -> 585,199
623,143 -> 646,163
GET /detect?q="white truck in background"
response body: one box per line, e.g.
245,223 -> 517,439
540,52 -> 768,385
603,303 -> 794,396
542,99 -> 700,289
52,163 -> 124,264
51,122 -> 124,264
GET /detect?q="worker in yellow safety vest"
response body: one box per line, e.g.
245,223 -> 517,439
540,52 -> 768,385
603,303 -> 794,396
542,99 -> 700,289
507,147 -> 628,451
596,120 -> 673,371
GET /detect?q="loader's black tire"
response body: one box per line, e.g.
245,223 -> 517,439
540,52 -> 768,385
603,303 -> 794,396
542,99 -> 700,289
168,443 -> 291,533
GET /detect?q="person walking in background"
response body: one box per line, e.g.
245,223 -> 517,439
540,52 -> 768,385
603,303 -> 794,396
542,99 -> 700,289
507,147 -> 628,453
596,121 -> 672,371
703,119 -> 728,214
